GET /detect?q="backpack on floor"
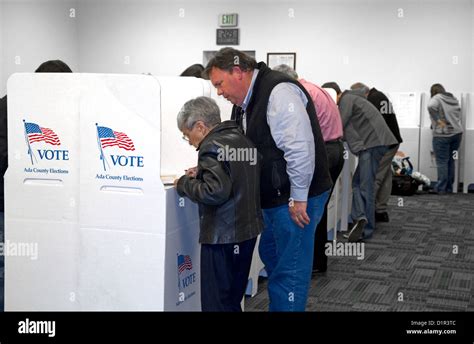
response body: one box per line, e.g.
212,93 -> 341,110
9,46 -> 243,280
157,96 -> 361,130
391,174 -> 420,196
391,155 -> 421,196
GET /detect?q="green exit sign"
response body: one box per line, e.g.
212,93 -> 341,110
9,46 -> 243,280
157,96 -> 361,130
219,13 -> 238,27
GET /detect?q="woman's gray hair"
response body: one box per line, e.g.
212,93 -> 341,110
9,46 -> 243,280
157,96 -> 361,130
273,64 -> 299,80
177,96 -> 221,131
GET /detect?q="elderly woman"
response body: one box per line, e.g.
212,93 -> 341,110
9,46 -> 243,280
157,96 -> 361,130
174,96 -> 263,311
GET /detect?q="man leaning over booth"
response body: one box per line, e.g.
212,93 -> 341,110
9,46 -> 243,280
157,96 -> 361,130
205,48 -> 332,312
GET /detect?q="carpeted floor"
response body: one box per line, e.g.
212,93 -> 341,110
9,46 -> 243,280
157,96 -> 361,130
244,193 -> 474,311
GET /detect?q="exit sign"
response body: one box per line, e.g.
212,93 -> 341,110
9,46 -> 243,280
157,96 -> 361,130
218,13 -> 238,27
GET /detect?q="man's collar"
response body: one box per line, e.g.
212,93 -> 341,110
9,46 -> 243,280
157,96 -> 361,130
241,68 -> 259,111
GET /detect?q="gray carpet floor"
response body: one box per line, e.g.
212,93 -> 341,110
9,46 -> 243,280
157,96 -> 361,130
244,193 -> 474,312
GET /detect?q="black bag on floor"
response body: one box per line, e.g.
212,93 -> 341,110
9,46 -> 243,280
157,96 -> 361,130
391,175 -> 420,196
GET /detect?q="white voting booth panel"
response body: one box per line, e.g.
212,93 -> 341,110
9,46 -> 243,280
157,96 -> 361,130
323,88 -> 337,104
5,73 -> 226,311
387,92 -> 421,172
5,75 -> 81,310
419,93 -> 437,181
463,93 -> 474,193
323,86 -> 345,238
158,77 -> 207,178
6,76 -> 80,223
157,77 -> 232,178
207,80 -> 233,121
459,94 -> 467,185
339,145 -> 357,233
328,172 -> 345,238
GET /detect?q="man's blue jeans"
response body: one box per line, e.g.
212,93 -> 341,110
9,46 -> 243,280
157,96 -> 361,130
350,146 -> 388,239
259,191 -> 329,311
432,133 -> 462,193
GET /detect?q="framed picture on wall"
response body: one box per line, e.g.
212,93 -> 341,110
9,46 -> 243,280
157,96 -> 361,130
267,52 -> 296,70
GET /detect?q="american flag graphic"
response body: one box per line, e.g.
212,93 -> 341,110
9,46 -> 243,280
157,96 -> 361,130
24,122 -> 60,146
177,254 -> 193,274
97,126 -> 135,151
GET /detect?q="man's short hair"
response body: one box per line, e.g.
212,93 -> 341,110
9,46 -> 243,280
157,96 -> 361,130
204,48 -> 257,77
350,82 -> 370,95
272,64 -> 299,80
35,60 -> 72,73
321,82 -> 342,95
177,96 -> 221,131
430,83 -> 446,97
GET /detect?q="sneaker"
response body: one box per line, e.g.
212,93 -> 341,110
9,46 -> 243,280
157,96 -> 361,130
375,212 -> 389,222
346,218 -> 367,242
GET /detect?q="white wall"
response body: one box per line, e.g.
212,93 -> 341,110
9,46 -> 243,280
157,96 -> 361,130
0,1 -> 4,96
76,0 -> 472,95
1,0 -> 472,95
0,0 -> 79,96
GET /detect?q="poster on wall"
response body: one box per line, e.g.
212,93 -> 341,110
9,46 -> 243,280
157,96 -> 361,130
387,92 -> 420,128
267,52 -> 296,70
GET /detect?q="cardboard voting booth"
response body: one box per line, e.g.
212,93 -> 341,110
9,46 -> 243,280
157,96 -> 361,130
462,93 -> 474,193
386,92 -> 421,172
320,87 -> 345,237
4,73 -> 233,311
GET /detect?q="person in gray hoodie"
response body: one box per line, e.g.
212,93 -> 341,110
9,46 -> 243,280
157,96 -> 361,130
427,84 -> 463,193
322,82 -> 398,242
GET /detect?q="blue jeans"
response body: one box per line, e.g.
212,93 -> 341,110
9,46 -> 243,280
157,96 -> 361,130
259,191 -> 329,311
432,134 -> 462,193
350,146 -> 388,238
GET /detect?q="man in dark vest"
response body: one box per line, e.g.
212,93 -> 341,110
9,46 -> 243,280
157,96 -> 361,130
205,48 -> 332,311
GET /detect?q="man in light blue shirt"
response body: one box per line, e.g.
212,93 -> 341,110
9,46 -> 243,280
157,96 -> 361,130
205,48 -> 332,311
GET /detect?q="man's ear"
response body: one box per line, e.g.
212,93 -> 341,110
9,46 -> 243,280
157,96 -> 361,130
230,66 -> 243,80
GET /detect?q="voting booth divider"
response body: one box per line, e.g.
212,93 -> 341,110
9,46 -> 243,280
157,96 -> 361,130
462,93 -> 474,193
384,92 -> 420,173
324,88 -> 347,238
4,73 -> 238,311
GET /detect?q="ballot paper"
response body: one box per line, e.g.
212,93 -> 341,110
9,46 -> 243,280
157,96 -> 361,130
161,174 -> 178,185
